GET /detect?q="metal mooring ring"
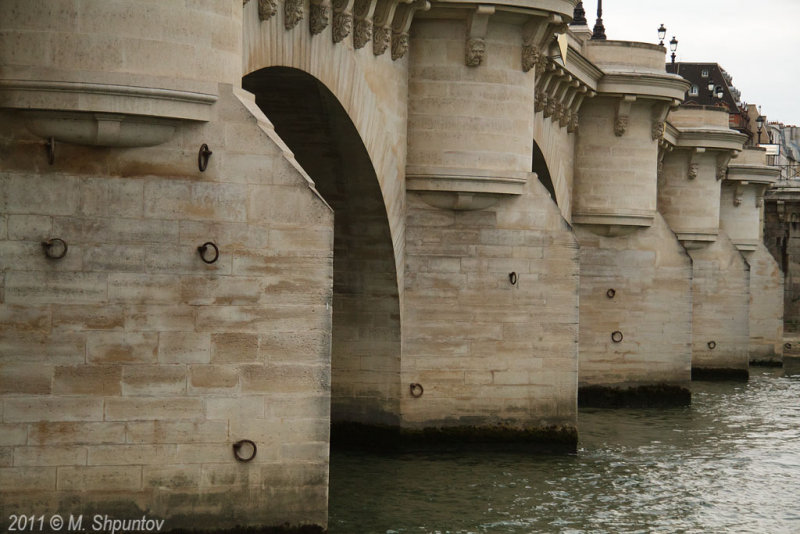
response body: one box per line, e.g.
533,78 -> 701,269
606,288 -> 616,299
409,383 -> 424,398
611,331 -> 623,343
42,238 -> 68,259
198,241 -> 219,264
509,272 -> 518,285
198,143 -> 213,172
46,137 -> 55,165
232,439 -> 257,462
708,341 -> 717,350
784,342 -> 792,350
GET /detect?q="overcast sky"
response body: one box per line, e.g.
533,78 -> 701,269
586,0 -> 800,126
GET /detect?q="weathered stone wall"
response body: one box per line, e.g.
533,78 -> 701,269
0,86 -> 333,531
687,234 -> 750,378
533,113 -> 575,223
746,244 -> 784,364
575,214 -> 692,394
402,179 -> 579,439
764,196 -> 800,333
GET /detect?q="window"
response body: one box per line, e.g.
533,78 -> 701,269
701,69 -> 709,77
689,85 -> 699,96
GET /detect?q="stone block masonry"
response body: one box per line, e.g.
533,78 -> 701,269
0,85 -> 333,531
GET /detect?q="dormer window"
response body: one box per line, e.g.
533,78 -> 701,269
689,85 -> 699,96
701,69 -> 709,78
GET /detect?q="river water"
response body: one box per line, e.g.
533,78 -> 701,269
329,365 -> 800,533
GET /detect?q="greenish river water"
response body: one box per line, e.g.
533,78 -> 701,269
329,366 -> 800,533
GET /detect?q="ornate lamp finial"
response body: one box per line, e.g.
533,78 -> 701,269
571,1 -> 587,26
591,0 -> 606,40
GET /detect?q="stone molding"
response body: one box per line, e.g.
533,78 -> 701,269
0,79 -> 218,127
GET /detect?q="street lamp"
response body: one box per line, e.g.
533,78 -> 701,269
658,24 -> 666,46
756,115 -> 765,144
669,36 -> 678,64
715,86 -> 724,100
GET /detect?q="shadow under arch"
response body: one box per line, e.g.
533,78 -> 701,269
532,140 -> 557,205
243,67 -> 401,429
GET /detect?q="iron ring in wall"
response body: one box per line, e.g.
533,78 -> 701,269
42,238 -> 68,259
611,331 -> 623,343
409,383 -> 424,398
198,143 -> 213,172
198,242 -> 219,264
232,439 -> 257,462
785,342 -> 792,350
606,288 -> 616,299
707,341 -> 717,350
509,272 -> 518,285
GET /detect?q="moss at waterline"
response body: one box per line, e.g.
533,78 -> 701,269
578,384 -> 691,408
166,526 -> 325,534
331,422 -> 578,453
750,359 -> 783,367
691,367 -> 749,381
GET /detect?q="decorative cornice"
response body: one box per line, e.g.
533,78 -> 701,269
0,79 -> 217,122
596,72 -> 690,102
726,164 -> 781,185
673,128 -> 748,152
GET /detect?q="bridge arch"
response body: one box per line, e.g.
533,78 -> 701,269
243,67 -> 402,426
242,2 -> 408,294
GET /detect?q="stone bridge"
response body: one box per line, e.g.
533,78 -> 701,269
0,0 -> 783,531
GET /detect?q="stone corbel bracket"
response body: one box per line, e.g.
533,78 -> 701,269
651,102 -> 671,141
560,81 -> 581,128
733,181 -> 745,207
521,14 -> 565,72
534,61 -> 558,113
543,68 -> 568,118
372,0 -> 404,56
353,0 -> 378,49
310,0 -> 332,34
465,5 -> 495,67
285,0 -> 305,28
244,0 -> 279,21
687,148 -> 704,180
716,152 -> 733,181
331,0 -> 356,42
391,0 -> 430,60
614,95 -> 636,137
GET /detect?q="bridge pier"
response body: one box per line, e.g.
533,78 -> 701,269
659,108 -> 749,379
571,40 -> 693,405
721,149 -> 783,365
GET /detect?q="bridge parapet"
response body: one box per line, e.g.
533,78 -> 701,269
571,40 -> 689,235
659,107 -> 748,247
721,147 -> 780,253
405,1 -> 577,210
0,1 -> 240,147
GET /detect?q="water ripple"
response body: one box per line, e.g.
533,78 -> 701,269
330,369 -> 800,533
